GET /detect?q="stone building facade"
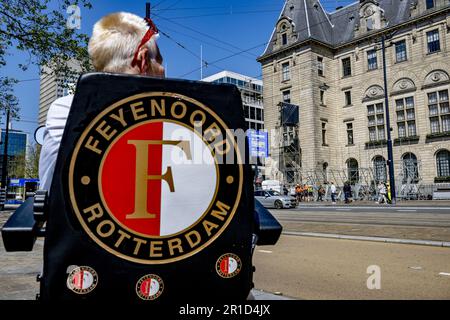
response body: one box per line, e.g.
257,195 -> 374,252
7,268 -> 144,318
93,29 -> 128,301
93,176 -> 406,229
258,0 -> 450,187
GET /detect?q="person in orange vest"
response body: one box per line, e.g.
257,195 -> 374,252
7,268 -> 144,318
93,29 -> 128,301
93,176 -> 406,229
295,184 -> 302,203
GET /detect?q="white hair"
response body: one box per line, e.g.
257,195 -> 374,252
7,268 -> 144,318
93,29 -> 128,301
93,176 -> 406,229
88,12 -> 159,72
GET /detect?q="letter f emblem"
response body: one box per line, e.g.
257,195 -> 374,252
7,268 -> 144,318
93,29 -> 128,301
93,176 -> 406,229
126,140 -> 191,219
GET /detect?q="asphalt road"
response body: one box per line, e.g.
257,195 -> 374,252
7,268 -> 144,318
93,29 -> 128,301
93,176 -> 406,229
273,207 -> 450,227
293,205 -> 450,213
253,235 -> 450,300
270,206 -> 450,242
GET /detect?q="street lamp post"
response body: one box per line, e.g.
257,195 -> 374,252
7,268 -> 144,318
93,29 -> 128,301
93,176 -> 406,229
381,34 -> 396,204
1,108 -> 10,189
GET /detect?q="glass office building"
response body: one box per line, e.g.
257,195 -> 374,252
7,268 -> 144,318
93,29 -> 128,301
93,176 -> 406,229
203,71 -> 266,181
202,71 -> 264,131
0,130 -> 28,181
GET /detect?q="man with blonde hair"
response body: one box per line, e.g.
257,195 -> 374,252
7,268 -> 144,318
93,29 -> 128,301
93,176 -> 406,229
39,12 -> 165,191
88,12 -> 164,75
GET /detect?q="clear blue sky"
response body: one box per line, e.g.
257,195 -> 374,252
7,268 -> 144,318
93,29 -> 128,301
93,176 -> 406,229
1,0 -> 354,139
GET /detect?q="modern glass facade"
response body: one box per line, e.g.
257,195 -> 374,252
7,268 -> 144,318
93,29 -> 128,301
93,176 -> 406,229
0,130 -> 28,181
203,71 -> 264,131
1,131 -> 27,157
203,71 -> 265,180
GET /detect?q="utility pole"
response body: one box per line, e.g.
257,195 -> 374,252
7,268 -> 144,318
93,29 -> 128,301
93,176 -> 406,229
381,34 -> 396,204
146,2 -> 151,19
1,108 -> 10,189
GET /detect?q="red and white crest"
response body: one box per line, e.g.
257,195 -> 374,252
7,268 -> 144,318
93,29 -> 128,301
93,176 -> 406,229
69,93 -> 243,264
66,266 -> 98,294
100,121 -> 217,237
216,253 -> 242,278
136,274 -> 164,300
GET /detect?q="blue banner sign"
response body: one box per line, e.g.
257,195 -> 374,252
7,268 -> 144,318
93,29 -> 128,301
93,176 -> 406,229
9,178 -> 40,187
247,130 -> 269,158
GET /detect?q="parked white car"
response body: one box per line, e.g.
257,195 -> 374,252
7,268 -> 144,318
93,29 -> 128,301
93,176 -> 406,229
261,180 -> 282,193
254,190 -> 296,209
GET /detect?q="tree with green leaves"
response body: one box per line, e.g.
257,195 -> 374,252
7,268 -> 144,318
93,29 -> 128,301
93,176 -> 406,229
0,77 -> 19,118
25,143 -> 41,179
0,0 -> 93,112
7,152 -> 25,178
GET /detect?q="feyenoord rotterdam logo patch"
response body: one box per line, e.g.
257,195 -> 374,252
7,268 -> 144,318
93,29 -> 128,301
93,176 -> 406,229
136,274 -> 164,300
66,266 -> 98,294
216,253 -> 242,278
69,92 -> 243,264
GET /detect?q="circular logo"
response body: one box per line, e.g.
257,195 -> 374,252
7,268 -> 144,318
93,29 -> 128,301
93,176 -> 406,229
216,253 -> 242,278
136,274 -> 164,300
69,93 -> 243,264
66,266 -> 98,294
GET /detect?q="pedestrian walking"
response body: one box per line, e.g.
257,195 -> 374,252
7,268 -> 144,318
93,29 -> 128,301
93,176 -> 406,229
302,185 -> 308,202
343,182 -> 352,204
377,182 -> 387,204
307,185 -> 313,202
295,184 -> 302,204
386,182 -> 392,204
330,182 -> 337,204
317,184 -> 325,201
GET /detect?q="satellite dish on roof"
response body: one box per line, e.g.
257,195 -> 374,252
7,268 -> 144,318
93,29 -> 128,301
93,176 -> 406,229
34,126 -> 45,146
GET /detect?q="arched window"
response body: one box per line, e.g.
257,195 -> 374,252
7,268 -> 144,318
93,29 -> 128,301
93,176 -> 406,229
373,156 -> 387,183
402,153 -> 419,183
276,19 -> 293,48
346,158 -> 359,184
322,162 -> 328,182
436,150 -> 450,177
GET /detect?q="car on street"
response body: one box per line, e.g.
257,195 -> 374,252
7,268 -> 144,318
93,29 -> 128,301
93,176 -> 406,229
254,189 -> 296,209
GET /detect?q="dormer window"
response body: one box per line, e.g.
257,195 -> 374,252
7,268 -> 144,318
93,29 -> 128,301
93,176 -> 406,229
282,33 -> 288,45
275,18 -> 293,50
426,0 -> 434,10
358,2 -> 384,34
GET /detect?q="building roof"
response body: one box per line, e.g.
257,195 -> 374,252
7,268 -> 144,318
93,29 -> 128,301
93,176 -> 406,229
261,0 -> 446,58
202,70 -> 263,86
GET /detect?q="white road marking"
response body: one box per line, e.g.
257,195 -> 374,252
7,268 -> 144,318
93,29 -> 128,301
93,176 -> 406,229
397,210 -> 417,212
258,250 -> 273,254
408,266 -> 423,270
438,272 -> 450,276
336,209 -> 351,211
